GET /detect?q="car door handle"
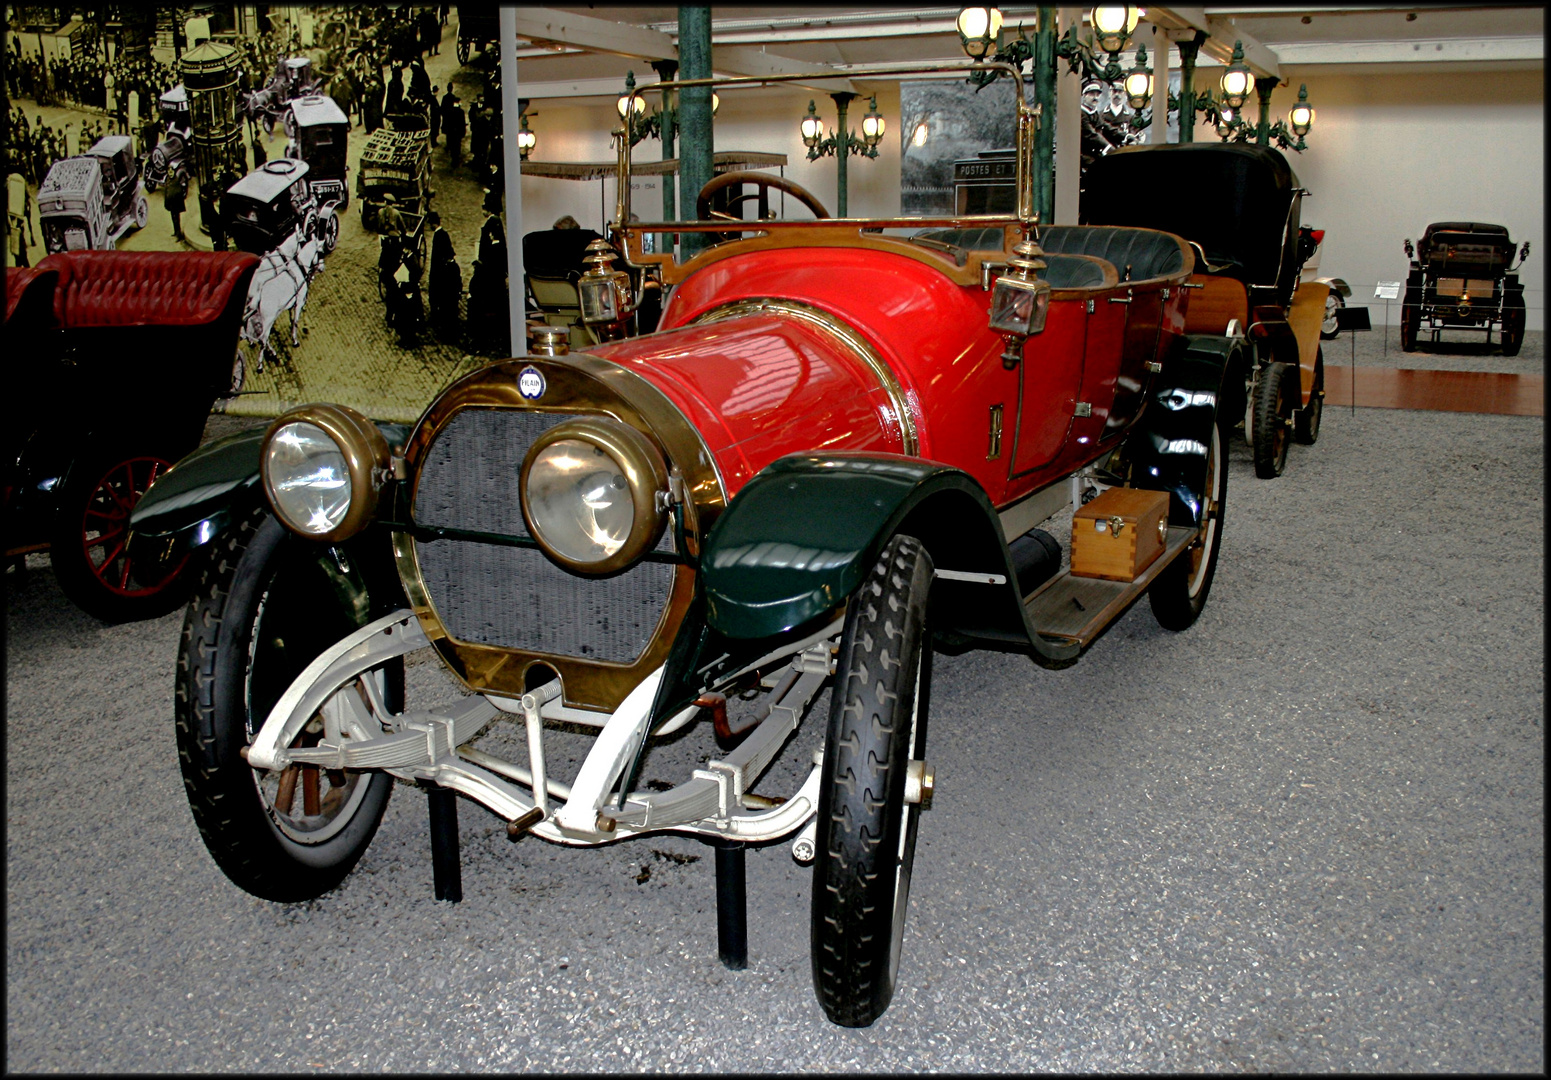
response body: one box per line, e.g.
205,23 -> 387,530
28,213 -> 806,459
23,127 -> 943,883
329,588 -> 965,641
1107,296 -> 1132,305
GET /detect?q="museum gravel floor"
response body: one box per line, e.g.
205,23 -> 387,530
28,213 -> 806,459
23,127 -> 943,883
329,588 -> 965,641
5,333 -> 1543,1072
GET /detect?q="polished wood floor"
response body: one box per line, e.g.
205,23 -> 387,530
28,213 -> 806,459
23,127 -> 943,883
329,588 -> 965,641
1325,367 -> 1545,417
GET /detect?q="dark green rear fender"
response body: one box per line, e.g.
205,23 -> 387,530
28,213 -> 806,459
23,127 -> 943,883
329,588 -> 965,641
1128,334 -> 1243,526
699,452 -> 1063,655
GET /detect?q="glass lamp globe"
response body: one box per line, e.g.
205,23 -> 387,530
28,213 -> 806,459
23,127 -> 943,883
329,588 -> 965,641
1092,6 -> 1140,55
956,7 -> 1003,60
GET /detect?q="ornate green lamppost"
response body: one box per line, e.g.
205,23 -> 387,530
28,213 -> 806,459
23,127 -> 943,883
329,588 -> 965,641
799,93 -> 885,218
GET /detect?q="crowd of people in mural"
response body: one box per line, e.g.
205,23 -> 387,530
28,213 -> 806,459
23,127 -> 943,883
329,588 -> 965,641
5,5 -> 510,354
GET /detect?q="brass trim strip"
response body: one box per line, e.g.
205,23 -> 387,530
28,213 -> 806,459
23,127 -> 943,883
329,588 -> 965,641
689,298 -> 920,456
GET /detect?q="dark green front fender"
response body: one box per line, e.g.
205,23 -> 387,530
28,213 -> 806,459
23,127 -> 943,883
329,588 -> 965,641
698,452 -> 1075,662
127,421 -> 412,565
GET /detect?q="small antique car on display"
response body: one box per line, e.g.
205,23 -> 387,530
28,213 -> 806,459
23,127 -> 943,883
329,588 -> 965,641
38,135 -> 149,254
1401,221 -> 1530,355
4,252 -> 257,620
1298,226 -> 1352,341
284,94 -> 350,211
1081,142 -> 1330,478
357,113 -> 434,231
224,157 -> 337,255
131,62 -> 1249,1028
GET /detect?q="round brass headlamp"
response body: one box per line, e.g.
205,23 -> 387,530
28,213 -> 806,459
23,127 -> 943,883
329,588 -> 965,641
262,403 -> 391,543
519,416 -> 669,575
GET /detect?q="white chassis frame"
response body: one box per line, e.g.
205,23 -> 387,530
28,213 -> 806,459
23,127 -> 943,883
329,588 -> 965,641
246,609 -> 845,853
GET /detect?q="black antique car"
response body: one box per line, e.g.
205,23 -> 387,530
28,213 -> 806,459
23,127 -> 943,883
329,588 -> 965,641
4,252 -> 257,620
285,94 -> 350,211
38,136 -> 149,253
131,60 -> 1247,1029
1401,221 -> 1530,355
357,113 -> 434,230
143,86 -> 193,192
1082,143 -> 1330,478
224,157 -> 336,255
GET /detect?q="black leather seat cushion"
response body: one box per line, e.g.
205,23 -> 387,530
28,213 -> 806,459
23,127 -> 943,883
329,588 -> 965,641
1039,225 -> 1186,282
911,228 -> 1110,288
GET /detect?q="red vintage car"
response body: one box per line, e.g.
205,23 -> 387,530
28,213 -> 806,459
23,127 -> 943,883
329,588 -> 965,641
130,62 -> 1248,1028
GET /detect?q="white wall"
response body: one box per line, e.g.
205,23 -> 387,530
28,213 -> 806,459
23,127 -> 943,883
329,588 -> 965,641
517,85 -> 903,235
517,67 -> 1544,330
1272,67 -> 1544,329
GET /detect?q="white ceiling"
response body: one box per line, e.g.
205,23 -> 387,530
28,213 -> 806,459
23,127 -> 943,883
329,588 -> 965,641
514,4 -> 1544,103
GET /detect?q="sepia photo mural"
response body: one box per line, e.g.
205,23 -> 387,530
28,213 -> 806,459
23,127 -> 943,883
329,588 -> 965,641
5,6 -> 511,423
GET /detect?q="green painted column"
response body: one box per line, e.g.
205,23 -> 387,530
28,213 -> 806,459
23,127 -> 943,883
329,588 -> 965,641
1032,7 -> 1057,223
1254,75 -> 1278,147
677,6 -> 714,257
831,92 -> 856,217
1176,32 -> 1205,144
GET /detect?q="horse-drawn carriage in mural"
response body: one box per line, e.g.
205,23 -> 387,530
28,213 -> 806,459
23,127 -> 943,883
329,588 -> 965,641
38,136 -> 149,254
1401,221 -> 1530,356
132,58 -> 1258,1030
221,158 -> 334,385
357,113 -> 434,231
1081,142 -> 1331,478
242,56 -> 327,138
142,85 -> 193,192
284,94 -> 350,211
456,5 -> 500,65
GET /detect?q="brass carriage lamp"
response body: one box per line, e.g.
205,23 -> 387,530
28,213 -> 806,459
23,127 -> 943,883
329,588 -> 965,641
860,97 -> 886,149
1123,45 -> 1153,111
516,115 -> 536,160
1091,6 -> 1142,57
1219,41 -> 1253,110
800,101 -> 825,149
578,239 -> 634,338
988,237 -> 1052,369
955,6 -> 1004,61
1287,84 -> 1314,137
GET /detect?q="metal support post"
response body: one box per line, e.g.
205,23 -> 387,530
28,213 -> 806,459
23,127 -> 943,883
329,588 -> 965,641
1175,32 -> 1206,144
1032,7 -> 1057,223
426,783 -> 463,902
830,91 -> 857,217
713,838 -> 748,969
676,6 -> 714,258
1254,76 -> 1279,147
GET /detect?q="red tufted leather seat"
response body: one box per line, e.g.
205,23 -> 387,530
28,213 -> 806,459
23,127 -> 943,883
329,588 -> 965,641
5,267 -> 60,328
34,251 -> 260,328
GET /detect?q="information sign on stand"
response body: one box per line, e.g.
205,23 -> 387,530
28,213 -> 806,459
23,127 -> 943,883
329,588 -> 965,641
1374,281 -> 1401,356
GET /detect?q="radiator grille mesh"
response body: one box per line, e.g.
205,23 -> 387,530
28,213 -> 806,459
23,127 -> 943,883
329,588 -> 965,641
412,408 -> 675,662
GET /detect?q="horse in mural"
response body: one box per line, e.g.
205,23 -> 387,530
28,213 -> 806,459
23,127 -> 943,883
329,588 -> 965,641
234,221 -> 326,389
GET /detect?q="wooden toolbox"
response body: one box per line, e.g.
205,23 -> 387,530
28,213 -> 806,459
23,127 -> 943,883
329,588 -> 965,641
1070,486 -> 1171,582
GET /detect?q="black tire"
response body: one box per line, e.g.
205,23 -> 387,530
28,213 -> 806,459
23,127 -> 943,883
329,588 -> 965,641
175,507 -> 400,903
1251,361 -> 1293,479
812,533 -> 933,1028
456,39 -> 471,65
50,446 -> 196,622
1400,298 -> 1421,352
1149,421 -> 1227,631
1294,348 -> 1323,446
1501,295 -> 1525,356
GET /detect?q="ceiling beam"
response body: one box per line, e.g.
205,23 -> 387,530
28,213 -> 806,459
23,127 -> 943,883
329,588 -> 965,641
510,7 -> 677,61
1148,6 -> 1281,77
713,46 -> 855,94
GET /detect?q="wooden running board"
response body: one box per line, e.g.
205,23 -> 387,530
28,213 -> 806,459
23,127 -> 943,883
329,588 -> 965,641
1025,526 -> 1197,648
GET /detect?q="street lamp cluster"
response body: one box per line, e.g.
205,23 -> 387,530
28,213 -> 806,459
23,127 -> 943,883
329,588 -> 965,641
952,8 -> 1315,152
618,70 -> 719,148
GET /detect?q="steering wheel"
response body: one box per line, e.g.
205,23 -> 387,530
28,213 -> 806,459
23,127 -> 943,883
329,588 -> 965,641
695,171 -> 830,225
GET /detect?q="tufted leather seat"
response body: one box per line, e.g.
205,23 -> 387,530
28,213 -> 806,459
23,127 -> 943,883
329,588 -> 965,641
910,228 -> 1112,288
1039,226 -> 1188,283
5,267 -> 59,328
35,251 -> 259,328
